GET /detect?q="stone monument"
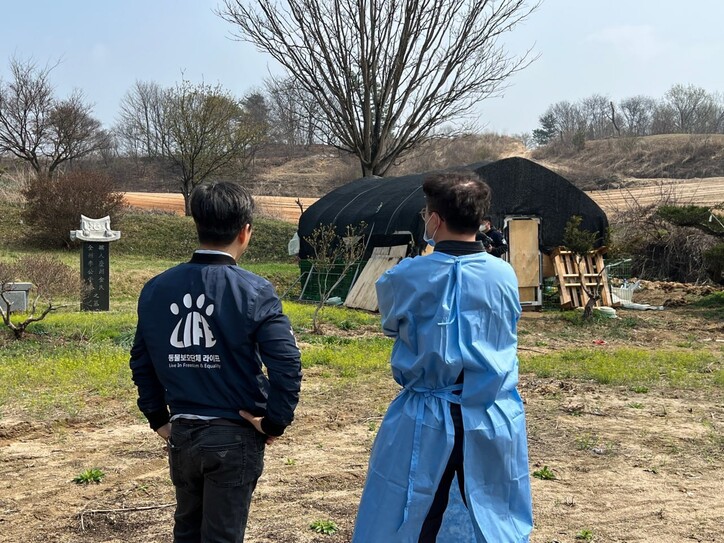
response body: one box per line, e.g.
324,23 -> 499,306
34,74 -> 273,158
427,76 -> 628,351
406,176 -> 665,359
70,215 -> 121,311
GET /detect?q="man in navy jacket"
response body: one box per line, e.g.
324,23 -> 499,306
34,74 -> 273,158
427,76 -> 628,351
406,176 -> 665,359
478,216 -> 508,258
130,181 -> 302,543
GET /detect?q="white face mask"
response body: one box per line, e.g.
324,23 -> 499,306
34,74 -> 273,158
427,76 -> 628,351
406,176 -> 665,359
423,214 -> 439,247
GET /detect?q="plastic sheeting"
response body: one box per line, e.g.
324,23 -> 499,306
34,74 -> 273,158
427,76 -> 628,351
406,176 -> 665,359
297,157 -> 608,259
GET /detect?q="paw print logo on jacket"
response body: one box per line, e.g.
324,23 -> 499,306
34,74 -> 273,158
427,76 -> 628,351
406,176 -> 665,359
170,293 -> 216,348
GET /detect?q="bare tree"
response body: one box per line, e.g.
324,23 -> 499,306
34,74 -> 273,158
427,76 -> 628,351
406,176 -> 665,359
544,100 -> 585,144
618,95 -> 655,136
581,94 -> 613,140
115,80 -> 264,214
665,84 -> 710,134
220,0 -> 537,177
47,91 -> 110,173
609,101 -> 620,137
164,81 -> 265,214
650,101 -> 677,135
264,75 -> 326,146
0,57 -> 108,178
116,80 -> 166,158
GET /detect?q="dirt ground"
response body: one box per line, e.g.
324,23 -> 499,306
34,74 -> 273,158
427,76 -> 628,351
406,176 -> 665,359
123,193 -> 318,224
1,298 -> 722,543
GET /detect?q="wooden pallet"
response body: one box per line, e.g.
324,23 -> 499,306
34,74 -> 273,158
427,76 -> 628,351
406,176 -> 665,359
550,247 -> 612,309
343,246 -> 407,311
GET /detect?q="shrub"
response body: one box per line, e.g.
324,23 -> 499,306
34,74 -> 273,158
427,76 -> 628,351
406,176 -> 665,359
703,243 -> 724,284
22,170 -> 125,248
610,198 -> 721,283
0,255 -> 82,339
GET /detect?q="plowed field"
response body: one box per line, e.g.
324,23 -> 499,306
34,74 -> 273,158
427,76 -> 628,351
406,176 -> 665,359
123,193 -> 319,223
125,177 -> 724,224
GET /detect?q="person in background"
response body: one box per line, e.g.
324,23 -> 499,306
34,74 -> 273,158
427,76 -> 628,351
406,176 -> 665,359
352,171 -> 533,542
478,215 -> 508,258
130,181 -> 302,543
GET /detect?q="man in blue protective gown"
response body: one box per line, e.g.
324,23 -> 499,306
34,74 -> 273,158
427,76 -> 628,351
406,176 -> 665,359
352,171 -> 533,543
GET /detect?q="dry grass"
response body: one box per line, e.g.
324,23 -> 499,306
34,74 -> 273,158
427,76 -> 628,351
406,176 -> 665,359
534,134 -> 724,189
0,168 -> 29,204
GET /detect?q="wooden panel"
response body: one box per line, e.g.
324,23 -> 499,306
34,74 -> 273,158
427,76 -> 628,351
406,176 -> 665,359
344,255 -> 402,311
508,219 -> 540,288
541,253 -> 555,278
372,245 -> 408,258
519,287 -> 538,303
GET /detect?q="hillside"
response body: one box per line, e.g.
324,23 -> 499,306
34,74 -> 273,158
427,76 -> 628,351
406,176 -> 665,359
248,133 -> 724,196
4,133 -> 724,204
534,133 -> 724,190
109,135 -> 527,198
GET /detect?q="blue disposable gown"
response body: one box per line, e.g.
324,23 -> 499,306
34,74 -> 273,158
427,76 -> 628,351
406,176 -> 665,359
352,251 -> 533,542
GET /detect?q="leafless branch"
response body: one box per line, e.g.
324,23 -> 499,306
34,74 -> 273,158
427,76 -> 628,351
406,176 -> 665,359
220,0 -> 538,176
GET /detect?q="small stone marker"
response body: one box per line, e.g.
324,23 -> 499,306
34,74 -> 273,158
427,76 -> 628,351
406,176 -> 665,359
0,282 -> 33,313
70,215 -> 121,311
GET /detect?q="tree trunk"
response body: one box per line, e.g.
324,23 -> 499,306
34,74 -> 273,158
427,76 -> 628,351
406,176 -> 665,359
183,192 -> 192,216
360,160 -> 374,178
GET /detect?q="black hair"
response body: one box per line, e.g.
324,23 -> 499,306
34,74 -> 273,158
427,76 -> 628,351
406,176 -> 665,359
422,171 -> 491,234
190,181 -> 255,245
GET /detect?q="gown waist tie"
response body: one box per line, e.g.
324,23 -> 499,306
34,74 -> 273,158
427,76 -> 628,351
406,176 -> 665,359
399,383 -> 463,530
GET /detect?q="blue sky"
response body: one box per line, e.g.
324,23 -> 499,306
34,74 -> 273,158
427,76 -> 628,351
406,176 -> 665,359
1,0 -> 722,135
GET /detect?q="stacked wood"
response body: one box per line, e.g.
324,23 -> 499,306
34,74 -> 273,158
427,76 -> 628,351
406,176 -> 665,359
551,247 -> 612,309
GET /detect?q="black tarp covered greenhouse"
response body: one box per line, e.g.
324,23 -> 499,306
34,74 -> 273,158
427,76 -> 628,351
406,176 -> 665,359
297,156 -> 608,259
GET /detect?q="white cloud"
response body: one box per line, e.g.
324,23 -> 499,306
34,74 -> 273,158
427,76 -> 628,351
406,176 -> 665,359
587,25 -> 667,62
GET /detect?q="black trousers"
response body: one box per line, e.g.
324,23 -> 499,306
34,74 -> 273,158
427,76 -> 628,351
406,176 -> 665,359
169,420 -> 266,543
418,402 -> 466,543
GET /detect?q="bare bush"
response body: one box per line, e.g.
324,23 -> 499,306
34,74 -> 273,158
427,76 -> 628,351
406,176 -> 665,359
0,255 -> 82,339
22,170 -> 125,247
0,167 -> 30,204
609,186 -> 719,283
303,222 -> 367,334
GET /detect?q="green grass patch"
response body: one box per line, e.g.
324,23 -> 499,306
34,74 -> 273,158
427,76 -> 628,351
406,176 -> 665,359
27,311 -> 137,345
0,339 -> 133,418
521,348 -> 723,388
547,310 -> 644,341
693,291 -> 724,307
1,249 -> 299,309
692,291 -> 724,320
116,211 -> 296,262
301,337 -> 392,377
0,298 -> 385,418
283,301 -> 380,332
0,201 -> 296,263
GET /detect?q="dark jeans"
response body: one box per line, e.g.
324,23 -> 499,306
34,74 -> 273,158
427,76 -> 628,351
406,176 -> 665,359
168,420 -> 266,543
418,402 -> 466,543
